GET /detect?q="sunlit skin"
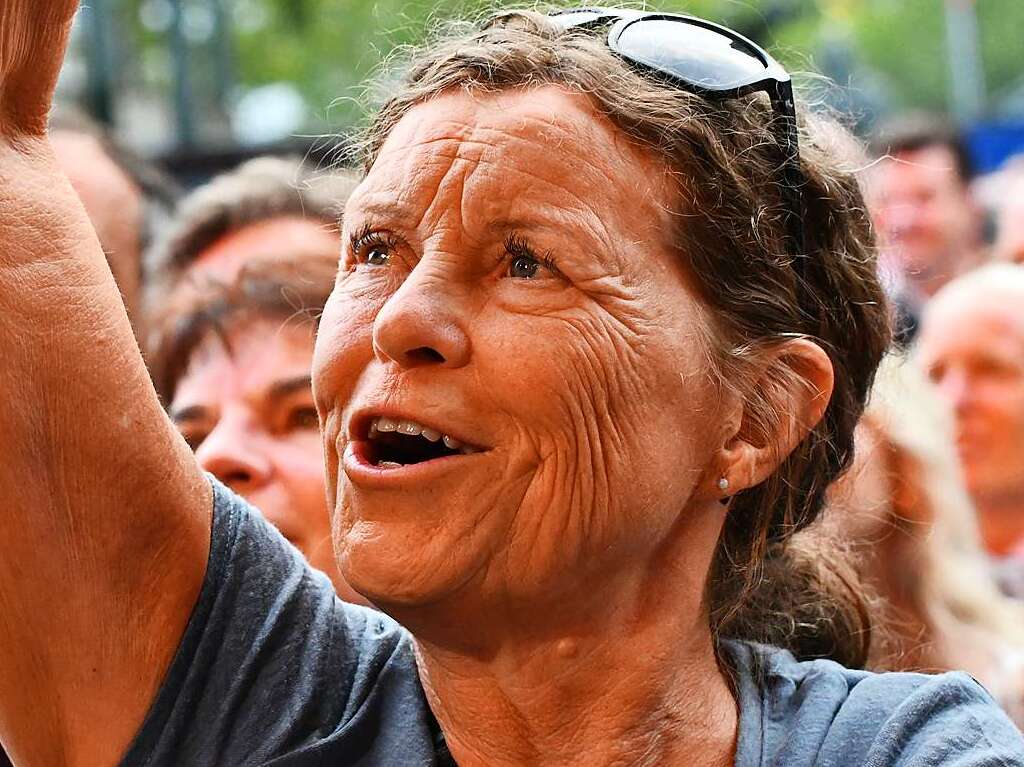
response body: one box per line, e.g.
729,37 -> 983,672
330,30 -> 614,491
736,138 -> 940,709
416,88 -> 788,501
170,319 -> 366,605
919,281 -> 1024,556
0,4 -> 212,762
0,4 -> 833,762
189,216 -> 341,283
312,86 -> 832,767
868,145 -> 983,300
50,129 -> 143,331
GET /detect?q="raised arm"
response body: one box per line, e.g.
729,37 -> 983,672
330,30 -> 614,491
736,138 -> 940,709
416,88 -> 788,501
0,4 -> 211,764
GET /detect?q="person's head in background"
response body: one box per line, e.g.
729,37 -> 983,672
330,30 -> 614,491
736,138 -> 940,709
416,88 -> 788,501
867,114 -> 985,305
49,106 -> 181,335
143,156 -> 358,333
917,264 -> 1024,558
993,161 -> 1024,265
148,254 -> 366,605
822,355 -> 1024,723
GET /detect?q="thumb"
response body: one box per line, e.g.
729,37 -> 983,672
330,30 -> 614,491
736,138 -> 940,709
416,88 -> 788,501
0,0 -> 80,138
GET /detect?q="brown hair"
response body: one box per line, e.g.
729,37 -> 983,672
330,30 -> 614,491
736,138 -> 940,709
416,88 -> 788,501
147,253 -> 338,404
358,10 -> 891,667
144,157 -> 358,318
868,112 -> 975,184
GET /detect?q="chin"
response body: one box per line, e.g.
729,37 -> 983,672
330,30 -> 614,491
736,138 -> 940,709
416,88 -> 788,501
336,518 -> 485,609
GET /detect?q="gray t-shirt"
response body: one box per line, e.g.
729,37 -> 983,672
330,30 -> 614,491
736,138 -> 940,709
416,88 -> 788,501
121,481 -> 1024,766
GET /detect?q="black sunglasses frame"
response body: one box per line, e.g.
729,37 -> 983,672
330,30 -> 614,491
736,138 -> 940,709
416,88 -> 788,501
543,8 -> 806,258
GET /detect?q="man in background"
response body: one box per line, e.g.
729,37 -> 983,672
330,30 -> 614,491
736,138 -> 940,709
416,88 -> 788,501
49,107 -> 180,337
868,115 -> 987,343
917,264 -> 1024,596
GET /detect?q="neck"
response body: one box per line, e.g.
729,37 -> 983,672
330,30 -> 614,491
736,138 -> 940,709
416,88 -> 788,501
975,491 -> 1024,557
396,507 -> 737,767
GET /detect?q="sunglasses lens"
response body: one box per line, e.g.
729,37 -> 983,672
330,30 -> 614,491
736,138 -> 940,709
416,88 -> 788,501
547,9 -> 603,29
615,19 -> 769,90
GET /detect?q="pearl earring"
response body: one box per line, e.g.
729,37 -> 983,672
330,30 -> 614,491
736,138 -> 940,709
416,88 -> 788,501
717,477 -> 730,492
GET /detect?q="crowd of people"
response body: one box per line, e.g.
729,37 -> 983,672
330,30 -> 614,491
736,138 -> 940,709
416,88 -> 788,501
3,2 -> 1024,765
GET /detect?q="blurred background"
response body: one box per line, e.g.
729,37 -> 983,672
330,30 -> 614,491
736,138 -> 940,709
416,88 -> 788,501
57,0 -> 1024,183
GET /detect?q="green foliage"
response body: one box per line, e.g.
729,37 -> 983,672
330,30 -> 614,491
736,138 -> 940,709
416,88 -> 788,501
120,0 -> 1024,133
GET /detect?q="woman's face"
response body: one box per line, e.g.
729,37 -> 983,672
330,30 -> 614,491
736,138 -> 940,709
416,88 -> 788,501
171,318 -> 366,604
313,86 -> 733,612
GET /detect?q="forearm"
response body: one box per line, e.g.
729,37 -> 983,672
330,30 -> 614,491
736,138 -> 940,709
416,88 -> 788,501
0,137 -> 211,764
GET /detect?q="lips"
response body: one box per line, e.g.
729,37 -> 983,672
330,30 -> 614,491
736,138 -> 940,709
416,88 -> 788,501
368,415 -> 483,465
343,410 -> 489,479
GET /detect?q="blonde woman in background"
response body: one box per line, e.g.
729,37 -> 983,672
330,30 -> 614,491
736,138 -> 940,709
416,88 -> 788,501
825,354 -> 1024,725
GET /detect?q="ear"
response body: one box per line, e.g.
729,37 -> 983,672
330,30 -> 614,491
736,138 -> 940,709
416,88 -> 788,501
709,338 -> 834,500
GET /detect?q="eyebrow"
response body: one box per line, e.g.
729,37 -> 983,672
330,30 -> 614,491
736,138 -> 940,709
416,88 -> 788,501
487,216 -> 614,266
170,404 -> 207,424
345,197 -> 419,230
267,375 -> 314,403
170,375 -> 312,421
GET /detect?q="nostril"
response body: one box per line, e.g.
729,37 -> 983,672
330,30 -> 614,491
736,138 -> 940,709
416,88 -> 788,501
406,346 -> 446,365
220,468 -> 253,487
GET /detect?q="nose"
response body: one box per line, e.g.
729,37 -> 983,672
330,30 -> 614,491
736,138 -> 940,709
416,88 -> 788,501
935,367 -> 972,413
194,413 -> 273,492
372,267 -> 471,369
884,202 -> 921,236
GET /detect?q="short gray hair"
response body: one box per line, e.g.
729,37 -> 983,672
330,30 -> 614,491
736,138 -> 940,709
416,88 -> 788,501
144,156 -> 359,314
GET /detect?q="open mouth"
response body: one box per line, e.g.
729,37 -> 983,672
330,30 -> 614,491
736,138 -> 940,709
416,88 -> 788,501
363,416 -> 483,469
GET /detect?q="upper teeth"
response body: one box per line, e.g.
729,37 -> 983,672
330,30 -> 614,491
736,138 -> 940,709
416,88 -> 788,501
369,417 -> 481,454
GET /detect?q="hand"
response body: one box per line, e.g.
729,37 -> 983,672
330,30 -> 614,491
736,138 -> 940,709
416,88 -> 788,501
0,0 -> 79,137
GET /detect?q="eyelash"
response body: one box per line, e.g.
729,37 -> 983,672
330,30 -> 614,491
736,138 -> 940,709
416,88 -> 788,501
504,232 -> 559,274
287,405 -> 320,430
347,226 -> 558,277
349,224 -> 399,265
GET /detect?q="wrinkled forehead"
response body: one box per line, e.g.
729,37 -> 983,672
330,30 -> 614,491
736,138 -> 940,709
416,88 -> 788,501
348,86 -> 677,239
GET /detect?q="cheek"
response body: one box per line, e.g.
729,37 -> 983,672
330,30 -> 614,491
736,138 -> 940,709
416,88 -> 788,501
313,287 -> 382,506
471,300 -> 714,574
275,437 -> 330,531
973,382 -> 1024,427
313,285 -> 383,420
276,433 -> 328,490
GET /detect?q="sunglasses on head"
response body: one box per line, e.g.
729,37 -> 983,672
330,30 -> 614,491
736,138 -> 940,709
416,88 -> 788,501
498,7 -> 807,258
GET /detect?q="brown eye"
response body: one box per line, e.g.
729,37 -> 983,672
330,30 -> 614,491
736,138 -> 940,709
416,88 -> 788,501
509,254 -> 540,279
181,430 -> 208,452
288,406 -> 319,430
366,247 -> 390,266
350,226 -> 398,268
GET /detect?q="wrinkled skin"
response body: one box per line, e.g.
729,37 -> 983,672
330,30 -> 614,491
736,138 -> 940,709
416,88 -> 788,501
0,2 -> 210,765
0,3 -> 832,762
172,319 -> 366,604
315,88 -> 728,614
313,87 -> 832,766
919,280 -> 1024,555
51,130 -> 144,332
